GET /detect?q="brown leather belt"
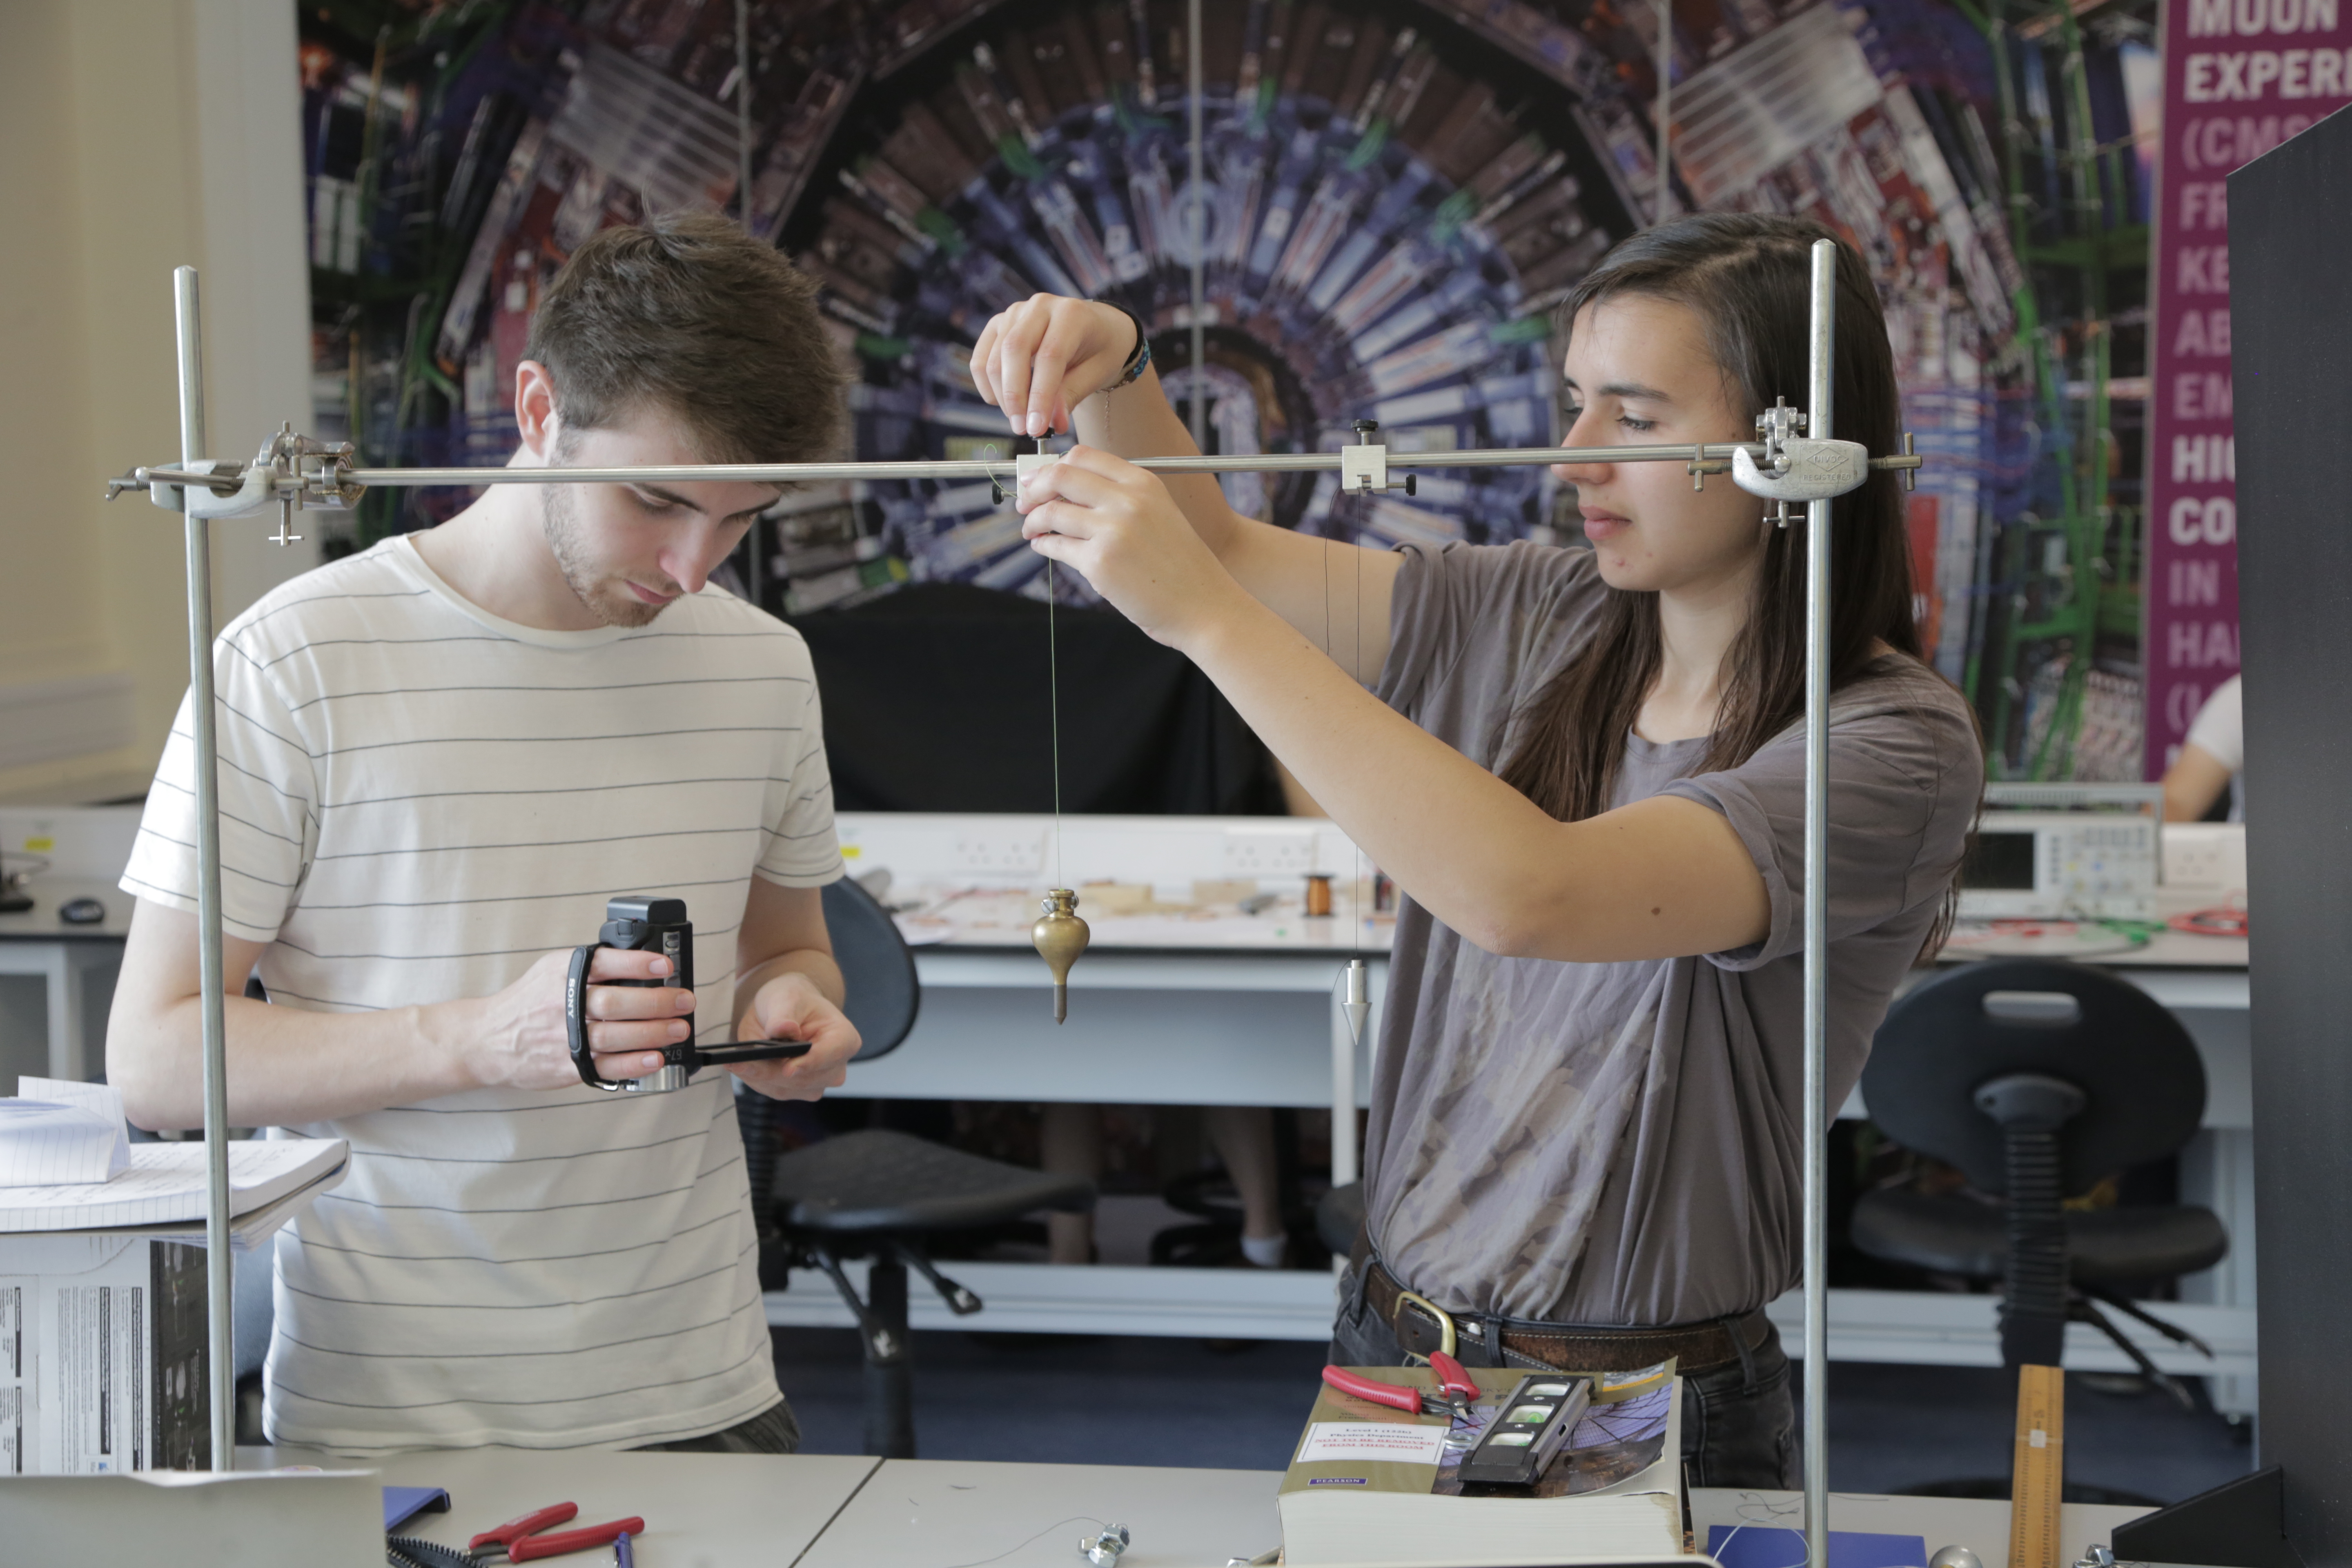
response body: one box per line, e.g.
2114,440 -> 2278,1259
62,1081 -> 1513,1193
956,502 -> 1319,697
1363,1256 -> 1774,1375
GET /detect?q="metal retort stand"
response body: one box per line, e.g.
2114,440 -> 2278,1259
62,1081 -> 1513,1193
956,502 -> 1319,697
123,243 -> 1903,1568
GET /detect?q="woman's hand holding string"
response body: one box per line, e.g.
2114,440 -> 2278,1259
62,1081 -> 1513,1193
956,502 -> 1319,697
971,294 -> 1134,439
1015,445 -> 1259,653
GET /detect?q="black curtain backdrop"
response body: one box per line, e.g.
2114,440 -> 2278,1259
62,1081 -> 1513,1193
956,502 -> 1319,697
793,584 -> 1286,816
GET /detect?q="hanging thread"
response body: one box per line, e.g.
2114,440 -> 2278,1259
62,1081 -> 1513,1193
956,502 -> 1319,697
1030,511 -> 1089,1025
1048,554 -> 1062,887
1354,482 -> 1368,938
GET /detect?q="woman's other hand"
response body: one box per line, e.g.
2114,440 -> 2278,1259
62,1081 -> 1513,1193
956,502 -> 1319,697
971,294 -> 1136,439
1017,445 -> 1252,650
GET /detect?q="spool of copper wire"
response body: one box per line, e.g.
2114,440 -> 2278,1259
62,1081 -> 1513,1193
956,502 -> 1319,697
1303,873 -> 1334,918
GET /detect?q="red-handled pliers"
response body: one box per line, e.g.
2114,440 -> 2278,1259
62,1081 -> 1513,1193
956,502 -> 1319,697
1322,1350 -> 1479,1420
469,1502 -> 648,1563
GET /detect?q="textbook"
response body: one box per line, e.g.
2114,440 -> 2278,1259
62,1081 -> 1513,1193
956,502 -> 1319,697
1279,1361 -> 1685,1567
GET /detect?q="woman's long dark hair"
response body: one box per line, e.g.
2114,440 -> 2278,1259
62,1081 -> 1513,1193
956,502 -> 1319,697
1497,213 -> 1922,823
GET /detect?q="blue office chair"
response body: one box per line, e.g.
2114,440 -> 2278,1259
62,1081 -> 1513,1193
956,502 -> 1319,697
735,875 -> 1096,1458
1851,958 -> 2225,1406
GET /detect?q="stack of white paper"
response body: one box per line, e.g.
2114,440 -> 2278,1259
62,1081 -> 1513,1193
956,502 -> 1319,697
0,1077 -> 347,1236
0,1080 -> 132,1185
0,1139 -> 350,1234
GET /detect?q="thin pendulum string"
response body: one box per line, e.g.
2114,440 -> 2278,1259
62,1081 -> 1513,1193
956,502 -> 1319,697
1321,518 -> 1333,656
1330,479 -> 1375,1208
1048,555 -> 1062,886
1032,548 -> 1087,1024
1354,483 -> 1367,932
1023,435 -> 1082,1024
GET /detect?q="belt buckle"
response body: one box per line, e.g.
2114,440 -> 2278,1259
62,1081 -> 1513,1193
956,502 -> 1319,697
1392,1287 -> 1458,1364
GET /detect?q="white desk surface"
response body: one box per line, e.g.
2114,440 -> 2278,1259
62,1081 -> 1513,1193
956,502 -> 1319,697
219,1448 -> 2159,1568
892,886 -> 1393,958
240,1443 -> 881,1565
1940,924 -> 2246,971
0,875 -> 132,942
798,1457 -> 1283,1568
1688,1487 -> 2151,1568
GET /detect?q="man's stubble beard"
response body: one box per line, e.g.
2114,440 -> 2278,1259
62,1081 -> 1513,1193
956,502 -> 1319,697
541,480 -> 662,628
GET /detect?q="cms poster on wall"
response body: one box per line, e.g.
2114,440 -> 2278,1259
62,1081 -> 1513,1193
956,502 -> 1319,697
2146,0 -> 2352,772
296,0 -> 2137,776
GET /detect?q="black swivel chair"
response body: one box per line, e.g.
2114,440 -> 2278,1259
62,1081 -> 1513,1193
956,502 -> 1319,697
735,875 -> 1096,1458
1851,958 -> 2227,1407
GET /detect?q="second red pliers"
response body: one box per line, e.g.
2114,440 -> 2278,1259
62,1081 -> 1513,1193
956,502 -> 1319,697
469,1502 -> 647,1563
1322,1350 -> 1479,1420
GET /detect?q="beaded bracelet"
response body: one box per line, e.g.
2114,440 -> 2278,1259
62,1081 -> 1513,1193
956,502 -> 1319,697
1106,303 -> 1153,390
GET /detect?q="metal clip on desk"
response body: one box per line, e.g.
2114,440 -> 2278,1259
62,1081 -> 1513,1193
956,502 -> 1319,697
113,248 -> 1913,1568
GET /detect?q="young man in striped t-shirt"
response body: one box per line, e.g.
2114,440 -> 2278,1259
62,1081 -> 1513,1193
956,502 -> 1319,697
107,214 -> 862,1454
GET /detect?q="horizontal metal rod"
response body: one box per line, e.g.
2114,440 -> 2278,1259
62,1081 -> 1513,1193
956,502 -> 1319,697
336,442 -> 1788,488
114,441 -> 1923,502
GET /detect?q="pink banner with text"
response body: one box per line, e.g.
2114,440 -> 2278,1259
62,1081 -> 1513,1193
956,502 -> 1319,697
2146,0 -> 2352,774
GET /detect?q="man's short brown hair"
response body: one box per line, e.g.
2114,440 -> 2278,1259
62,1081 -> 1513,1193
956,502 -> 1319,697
526,212 -> 847,464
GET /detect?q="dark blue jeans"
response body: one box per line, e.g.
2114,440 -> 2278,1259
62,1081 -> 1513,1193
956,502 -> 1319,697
1328,1264 -> 1798,1490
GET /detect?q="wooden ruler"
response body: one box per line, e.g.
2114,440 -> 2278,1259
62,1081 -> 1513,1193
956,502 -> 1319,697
2008,1363 -> 2066,1568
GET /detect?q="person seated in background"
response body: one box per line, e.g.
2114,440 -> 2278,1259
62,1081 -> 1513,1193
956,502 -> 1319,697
1043,1105 -> 1291,1267
2163,674 -> 2243,822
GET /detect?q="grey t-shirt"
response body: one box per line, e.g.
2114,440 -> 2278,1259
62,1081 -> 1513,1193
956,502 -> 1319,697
1364,541 -> 1981,1327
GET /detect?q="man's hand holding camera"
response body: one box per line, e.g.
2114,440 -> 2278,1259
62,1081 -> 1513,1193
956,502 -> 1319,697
467,946 -> 857,1098
471,945 -> 696,1091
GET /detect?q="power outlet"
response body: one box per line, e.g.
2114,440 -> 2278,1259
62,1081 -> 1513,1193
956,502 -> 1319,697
952,828 -> 1048,879
2165,839 -> 2223,889
1221,827 -> 1318,876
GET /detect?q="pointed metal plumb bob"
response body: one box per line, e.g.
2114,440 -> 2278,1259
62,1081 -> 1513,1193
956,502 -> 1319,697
1031,888 -> 1090,1024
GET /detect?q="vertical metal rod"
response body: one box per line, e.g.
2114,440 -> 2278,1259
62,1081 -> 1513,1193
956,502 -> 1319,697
1332,958 -> 1367,1277
1653,0 -> 1673,221
1335,959 -> 1368,1189
1187,0 -> 1207,451
1800,236 -> 1838,1568
176,266 -> 235,1473
734,0 -> 755,229
734,0 -> 764,614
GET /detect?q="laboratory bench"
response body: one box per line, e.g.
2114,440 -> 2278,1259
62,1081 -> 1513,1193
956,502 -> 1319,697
209,1442 -> 2153,1568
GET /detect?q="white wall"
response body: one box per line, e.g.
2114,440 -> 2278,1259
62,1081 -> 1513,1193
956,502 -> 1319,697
0,0 -> 317,804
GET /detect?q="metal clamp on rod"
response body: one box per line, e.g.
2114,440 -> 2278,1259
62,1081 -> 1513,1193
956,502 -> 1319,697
114,461 -> 246,512
1881,431 -> 1921,491
988,445 -> 1062,506
1732,399 -> 1914,527
1341,420 -> 1417,497
1686,443 -> 1734,490
151,458 -> 275,521
272,424 -> 365,514
1731,438 -> 1870,504
109,426 -> 364,534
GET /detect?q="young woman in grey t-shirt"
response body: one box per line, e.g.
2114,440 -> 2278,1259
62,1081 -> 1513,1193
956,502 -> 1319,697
972,213 -> 1983,1488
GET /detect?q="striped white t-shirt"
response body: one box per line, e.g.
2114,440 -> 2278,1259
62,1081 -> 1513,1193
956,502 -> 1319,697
121,533 -> 844,1452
